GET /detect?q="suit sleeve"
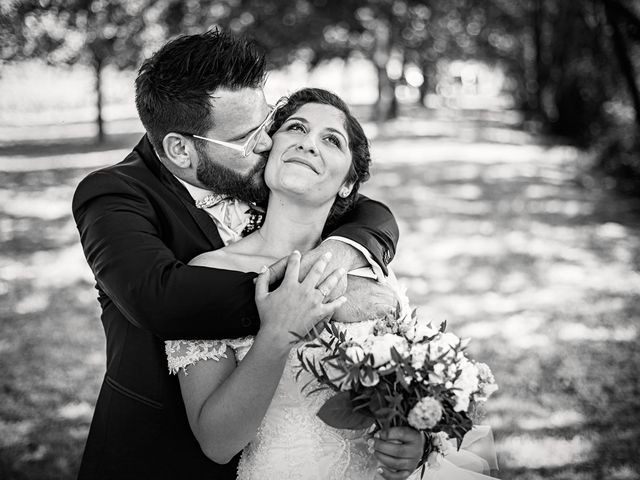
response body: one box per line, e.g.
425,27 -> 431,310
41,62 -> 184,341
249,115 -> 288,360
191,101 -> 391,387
72,171 -> 259,341
323,194 -> 399,275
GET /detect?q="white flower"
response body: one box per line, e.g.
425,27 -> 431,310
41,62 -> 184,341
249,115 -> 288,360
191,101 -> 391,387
323,361 -> 351,391
413,321 -> 439,342
363,333 -> 409,367
431,431 -> 452,456
410,343 -> 429,370
441,332 -> 461,348
474,362 -> 498,401
344,344 -> 365,363
453,359 -> 479,412
407,397 -> 443,430
360,369 -> 380,387
428,362 -> 446,384
428,332 -> 460,362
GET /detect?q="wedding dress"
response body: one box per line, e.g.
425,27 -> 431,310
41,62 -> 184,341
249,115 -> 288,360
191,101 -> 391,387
166,271 -> 499,480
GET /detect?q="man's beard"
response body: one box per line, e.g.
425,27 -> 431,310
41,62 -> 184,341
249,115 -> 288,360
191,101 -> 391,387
196,148 -> 269,204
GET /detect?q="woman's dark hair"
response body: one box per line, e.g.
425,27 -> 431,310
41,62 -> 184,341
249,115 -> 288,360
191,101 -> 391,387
268,88 -> 371,224
135,29 -> 266,153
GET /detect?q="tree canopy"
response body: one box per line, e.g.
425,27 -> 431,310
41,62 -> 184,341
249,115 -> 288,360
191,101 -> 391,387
2,0 -> 639,191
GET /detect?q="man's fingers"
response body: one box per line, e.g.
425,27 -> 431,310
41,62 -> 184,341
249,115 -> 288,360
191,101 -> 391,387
282,250 -> 302,284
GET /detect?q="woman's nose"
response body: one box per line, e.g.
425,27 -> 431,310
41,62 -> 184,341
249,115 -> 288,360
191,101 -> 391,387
296,135 -> 317,154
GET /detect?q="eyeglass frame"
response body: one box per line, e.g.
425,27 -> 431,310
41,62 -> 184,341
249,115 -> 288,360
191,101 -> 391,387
178,98 -> 287,157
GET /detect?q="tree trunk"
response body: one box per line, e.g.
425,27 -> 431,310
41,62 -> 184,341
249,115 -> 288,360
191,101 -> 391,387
371,18 -> 397,122
93,56 -> 105,144
605,1 -> 640,129
374,63 -> 396,121
532,0 -> 544,114
418,60 -> 430,107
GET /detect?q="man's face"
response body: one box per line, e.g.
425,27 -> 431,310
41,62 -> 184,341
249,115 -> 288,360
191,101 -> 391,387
194,88 -> 272,203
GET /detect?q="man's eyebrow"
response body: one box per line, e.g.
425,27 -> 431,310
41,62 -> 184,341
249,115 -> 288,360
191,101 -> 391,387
228,125 -> 256,141
228,121 -> 261,141
229,109 -> 271,140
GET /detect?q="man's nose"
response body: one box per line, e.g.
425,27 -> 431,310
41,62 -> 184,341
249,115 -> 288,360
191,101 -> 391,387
254,129 -> 273,153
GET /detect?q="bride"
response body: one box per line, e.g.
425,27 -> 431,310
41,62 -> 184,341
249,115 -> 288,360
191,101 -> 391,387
165,88 -> 497,479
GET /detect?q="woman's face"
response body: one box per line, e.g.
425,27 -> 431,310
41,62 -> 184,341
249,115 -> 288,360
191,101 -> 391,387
265,103 -> 353,205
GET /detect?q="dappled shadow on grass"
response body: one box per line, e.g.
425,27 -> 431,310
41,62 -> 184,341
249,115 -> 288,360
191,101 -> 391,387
0,106 -> 535,161
0,131 -> 143,158
361,147 -> 640,479
0,167 -> 100,479
2,117 -> 640,479
0,278 -> 103,480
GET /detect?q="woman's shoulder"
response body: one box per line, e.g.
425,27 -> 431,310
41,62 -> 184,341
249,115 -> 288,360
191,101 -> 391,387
190,245 -> 277,273
189,249 -> 232,268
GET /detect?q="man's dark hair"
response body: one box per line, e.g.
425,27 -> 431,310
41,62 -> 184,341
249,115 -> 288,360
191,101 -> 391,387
135,29 -> 266,153
268,88 -> 371,224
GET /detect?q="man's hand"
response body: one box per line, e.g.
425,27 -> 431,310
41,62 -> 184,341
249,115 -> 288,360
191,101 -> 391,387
372,427 -> 425,480
266,239 -> 366,301
332,275 -> 397,324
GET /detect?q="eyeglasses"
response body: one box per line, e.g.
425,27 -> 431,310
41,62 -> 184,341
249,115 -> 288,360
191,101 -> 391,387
184,99 -> 286,157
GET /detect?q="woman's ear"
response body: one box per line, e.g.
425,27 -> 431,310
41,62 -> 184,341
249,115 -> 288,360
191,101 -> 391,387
338,182 -> 354,198
162,133 -> 192,169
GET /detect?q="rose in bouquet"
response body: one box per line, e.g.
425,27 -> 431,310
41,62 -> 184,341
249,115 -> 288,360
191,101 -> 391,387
296,303 -> 498,467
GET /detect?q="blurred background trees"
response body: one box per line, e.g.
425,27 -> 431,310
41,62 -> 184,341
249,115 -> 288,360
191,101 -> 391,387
1,0 -> 639,194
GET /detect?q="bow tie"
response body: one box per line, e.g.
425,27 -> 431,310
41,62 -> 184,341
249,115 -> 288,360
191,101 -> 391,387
195,194 -> 229,210
194,194 -> 265,240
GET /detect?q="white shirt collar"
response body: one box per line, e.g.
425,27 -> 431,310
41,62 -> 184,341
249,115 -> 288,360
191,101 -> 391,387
174,176 -> 226,205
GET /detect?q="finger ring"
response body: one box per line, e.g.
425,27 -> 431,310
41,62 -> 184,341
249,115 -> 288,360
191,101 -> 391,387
317,286 -> 329,296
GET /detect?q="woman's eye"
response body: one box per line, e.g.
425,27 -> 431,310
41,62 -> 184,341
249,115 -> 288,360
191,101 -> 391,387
287,122 -> 306,133
325,135 -> 341,148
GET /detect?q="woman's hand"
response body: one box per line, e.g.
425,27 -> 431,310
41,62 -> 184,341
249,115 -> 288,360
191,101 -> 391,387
255,250 -> 347,351
263,239 -> 365,302
373,427 -> 425,480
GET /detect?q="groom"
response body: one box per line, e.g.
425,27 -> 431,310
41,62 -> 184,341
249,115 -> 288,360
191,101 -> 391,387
73,30 -> 423,479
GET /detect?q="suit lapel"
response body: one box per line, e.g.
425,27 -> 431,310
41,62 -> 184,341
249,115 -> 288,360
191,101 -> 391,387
136,136 -> 224,251
170,182 -> 225,251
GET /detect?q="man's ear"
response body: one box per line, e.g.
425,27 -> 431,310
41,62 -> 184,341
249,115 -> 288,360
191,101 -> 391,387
338,182 -> 354,198
162,133 -> 193,169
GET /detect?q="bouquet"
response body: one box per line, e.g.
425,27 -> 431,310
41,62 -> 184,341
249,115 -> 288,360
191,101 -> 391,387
295,291 -> 498,467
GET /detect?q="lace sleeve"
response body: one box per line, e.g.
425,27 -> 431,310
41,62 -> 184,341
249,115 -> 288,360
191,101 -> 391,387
165,339 -> 231,375
165,336 -> 257,375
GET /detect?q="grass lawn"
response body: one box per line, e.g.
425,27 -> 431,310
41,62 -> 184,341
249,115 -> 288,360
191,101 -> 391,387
1,108 -> 639,479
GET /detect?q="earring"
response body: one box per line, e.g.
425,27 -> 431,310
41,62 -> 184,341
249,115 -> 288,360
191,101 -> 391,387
339,188 -> 349,198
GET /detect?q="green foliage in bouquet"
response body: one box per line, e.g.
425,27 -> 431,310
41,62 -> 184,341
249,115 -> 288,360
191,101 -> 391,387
294,309 -> 491,451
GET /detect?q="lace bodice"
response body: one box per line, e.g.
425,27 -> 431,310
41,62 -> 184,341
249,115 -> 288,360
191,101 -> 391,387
165,322 -> 379,479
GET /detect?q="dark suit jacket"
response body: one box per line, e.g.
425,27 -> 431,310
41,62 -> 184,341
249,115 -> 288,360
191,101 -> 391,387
72,135 -> 399,479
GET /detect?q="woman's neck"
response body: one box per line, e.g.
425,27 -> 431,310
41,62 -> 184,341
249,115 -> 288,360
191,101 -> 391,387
247,193 -> 331,260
